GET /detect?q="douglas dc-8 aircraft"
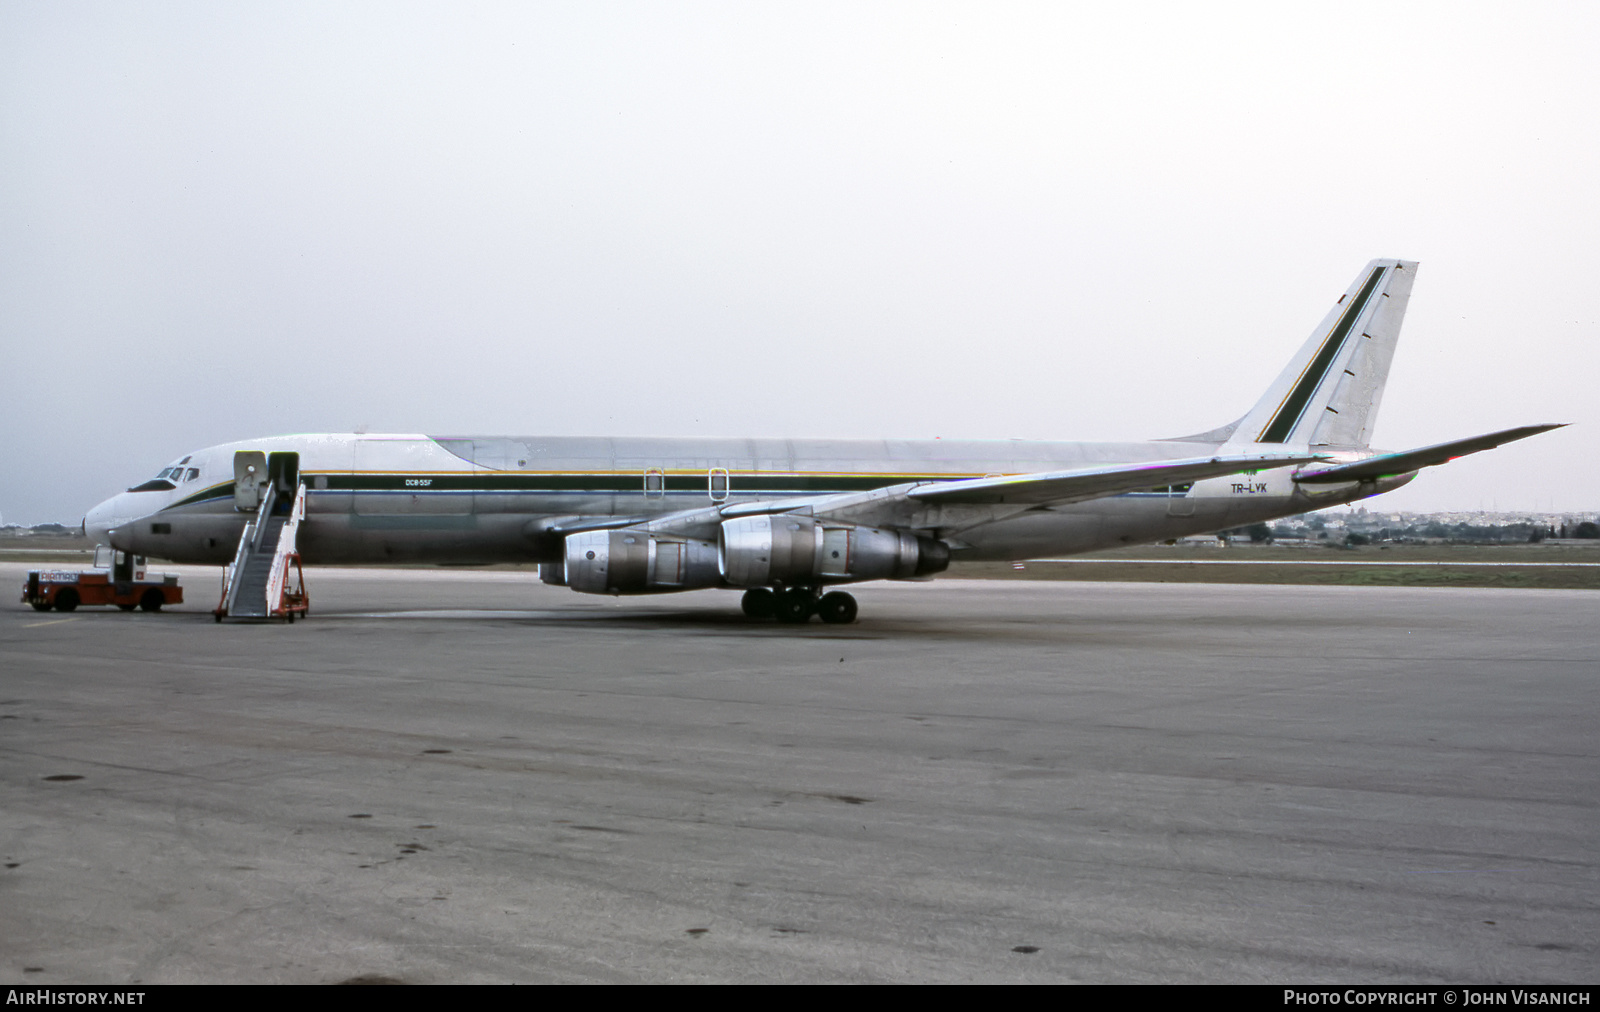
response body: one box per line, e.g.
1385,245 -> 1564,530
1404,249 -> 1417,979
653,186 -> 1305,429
84,260 -> 1560,622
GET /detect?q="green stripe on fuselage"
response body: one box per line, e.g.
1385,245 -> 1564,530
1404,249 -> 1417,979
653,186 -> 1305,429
161,472 -> 985,509
169,482 -> 235,508
336,472 -> 964,494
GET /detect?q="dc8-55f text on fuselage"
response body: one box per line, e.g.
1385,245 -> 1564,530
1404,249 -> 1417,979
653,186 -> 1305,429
83,260 -> 1561,623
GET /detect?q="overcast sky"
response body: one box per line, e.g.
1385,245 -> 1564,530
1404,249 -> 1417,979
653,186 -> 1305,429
3,2 -> 1596,524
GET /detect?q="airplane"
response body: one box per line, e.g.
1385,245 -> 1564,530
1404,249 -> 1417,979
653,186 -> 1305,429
83,259 -> 1561,622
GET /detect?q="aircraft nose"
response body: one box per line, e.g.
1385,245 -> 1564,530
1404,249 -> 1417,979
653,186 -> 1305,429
84,497 -> 117,546
84,494 -> 137,548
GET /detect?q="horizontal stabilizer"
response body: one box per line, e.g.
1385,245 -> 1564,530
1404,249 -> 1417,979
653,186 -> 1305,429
1293,424 -> 1566,483
908,453 -> 1321,507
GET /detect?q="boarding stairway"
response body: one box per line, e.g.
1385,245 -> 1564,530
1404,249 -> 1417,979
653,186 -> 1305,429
216,478 -> 309,622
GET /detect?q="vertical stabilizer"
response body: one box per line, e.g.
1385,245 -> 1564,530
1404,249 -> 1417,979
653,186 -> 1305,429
1231,259 -> 1417,449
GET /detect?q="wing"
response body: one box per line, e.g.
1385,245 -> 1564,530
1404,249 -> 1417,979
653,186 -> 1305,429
1294,424 -> 1565,483
802,451 -> 1321,532
898,453 -> 1323,506
551,452 -> 1322,541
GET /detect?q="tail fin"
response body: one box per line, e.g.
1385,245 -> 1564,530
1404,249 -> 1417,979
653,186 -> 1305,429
1230,259 -> 1417,449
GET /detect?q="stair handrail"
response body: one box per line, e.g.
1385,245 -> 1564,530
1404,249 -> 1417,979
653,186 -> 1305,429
264,483 -> 306,617
250,480 -> 279,553
219,520 -> 256,616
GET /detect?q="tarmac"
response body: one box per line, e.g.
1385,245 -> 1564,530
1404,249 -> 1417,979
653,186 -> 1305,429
2,563 -> 1596,983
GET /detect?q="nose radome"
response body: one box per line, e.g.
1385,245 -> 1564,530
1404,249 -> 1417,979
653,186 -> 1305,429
84,499 -> 115,546
84,493 -> 137,547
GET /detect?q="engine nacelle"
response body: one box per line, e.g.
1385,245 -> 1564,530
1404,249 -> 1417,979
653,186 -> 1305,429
561,530 -> 721,595
718,515 -> 949,586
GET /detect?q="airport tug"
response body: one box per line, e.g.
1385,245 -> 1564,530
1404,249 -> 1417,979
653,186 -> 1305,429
22,547 -> 183,613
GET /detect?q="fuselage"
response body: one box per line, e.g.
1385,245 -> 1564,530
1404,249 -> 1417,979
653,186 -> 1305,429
86,432 -> 1410,567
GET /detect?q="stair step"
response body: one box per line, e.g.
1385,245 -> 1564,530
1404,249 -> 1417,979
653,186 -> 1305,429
221,494 -> 302,619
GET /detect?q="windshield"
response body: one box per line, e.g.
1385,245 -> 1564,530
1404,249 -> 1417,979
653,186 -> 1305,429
127,465 -> 187,493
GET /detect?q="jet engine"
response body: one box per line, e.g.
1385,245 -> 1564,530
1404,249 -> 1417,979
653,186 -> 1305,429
718,515 -> 949,587
555,530 -> 722,595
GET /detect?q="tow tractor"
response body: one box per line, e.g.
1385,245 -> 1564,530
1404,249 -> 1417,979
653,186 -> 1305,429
22,547 -> 183,613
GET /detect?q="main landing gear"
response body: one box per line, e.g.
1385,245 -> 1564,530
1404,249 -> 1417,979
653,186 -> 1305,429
740,587 -> 858,625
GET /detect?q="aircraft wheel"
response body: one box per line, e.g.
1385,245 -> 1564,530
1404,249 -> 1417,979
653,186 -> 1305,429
30,601 -> 51,612
740,588 -> 775,619
816,591 -> 858,625
54,589 -> 78,612
773,589 -> 814,624
139,590 -> 163,612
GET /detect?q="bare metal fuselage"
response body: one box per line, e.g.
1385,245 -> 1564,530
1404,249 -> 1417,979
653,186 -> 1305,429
92,431 -> 1404,569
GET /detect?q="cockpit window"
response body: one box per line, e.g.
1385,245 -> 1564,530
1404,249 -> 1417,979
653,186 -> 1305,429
185,468 -> 200,481
129,466 -> 183,492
